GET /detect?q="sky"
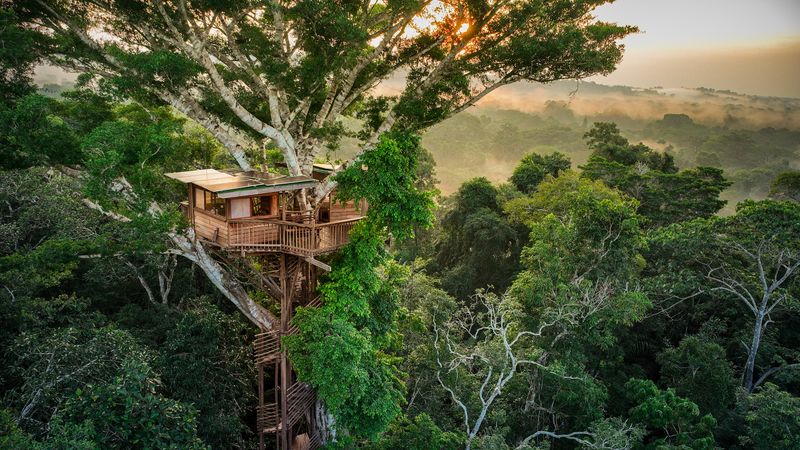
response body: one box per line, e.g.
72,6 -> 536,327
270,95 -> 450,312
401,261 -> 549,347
589,0 -> 800,97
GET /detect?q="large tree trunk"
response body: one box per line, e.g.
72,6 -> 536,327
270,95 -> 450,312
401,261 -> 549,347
170,230 -> 277,330
314,400 -> 336,444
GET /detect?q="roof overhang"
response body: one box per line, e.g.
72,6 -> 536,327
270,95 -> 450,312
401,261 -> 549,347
165,169 -> 317,198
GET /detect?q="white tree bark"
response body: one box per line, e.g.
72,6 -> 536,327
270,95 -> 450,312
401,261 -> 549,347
35,0 -> 521,201
170,230 -> 276,330
434,286 -> 610,449
160,91 -> 255,171
157,254 -> 178,304
125,260 -> 158,305
82,177 -> 276,330
707,241 -> 800,392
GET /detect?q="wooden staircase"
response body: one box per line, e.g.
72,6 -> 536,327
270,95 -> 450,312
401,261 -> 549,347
255,253 -> 324,450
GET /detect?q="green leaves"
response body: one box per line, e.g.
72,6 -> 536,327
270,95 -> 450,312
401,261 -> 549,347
286,302 -> 405,439
335,132 -> 435,241
769,171 -> 800,202
6,325 -> 148,433
0,94 -> 81,169
657,336 -> 736,418
364,413 -> 463,450
0,8 -> 41,105
108,47 -> 202,93
287,133 -> 434,438
625,378 -> 716,450
509,151 -> 571,194
158,298 -> 254,448
580,122 -> 730,227
51,358 -> 207,449
432,177 -> 524,299
507,171 -> 644,283
740,384 -> 800,450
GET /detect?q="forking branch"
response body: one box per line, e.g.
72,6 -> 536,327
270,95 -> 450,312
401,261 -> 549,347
433,284 -> 619,450
24,0 -> 635,207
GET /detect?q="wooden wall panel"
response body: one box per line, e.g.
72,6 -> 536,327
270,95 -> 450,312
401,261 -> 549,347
329,200 -> 362,221
193,209 -> 228,245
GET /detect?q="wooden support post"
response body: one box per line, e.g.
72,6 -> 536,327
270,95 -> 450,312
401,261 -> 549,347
303,256 -> 331,273
279,254 -> 290,450
274,358 -> 280,447
258,363 -> 264,450
188,184 -> 194,221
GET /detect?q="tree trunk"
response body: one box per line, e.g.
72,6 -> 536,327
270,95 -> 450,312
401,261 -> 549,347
170,230 -> 277,330
744,311 -> 765,392
157,254 -> 177,304
314,400 -> 336,444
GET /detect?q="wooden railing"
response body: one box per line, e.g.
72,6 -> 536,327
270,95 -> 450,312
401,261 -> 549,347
257,403 -> 280,432
253,296 -> 319,363
226,217 -> 361,256
228,219 -> 282,252
286,382 -> 315,426
253,331 -> 281,365
255,295 -> 323,438
256,382 -> 315,434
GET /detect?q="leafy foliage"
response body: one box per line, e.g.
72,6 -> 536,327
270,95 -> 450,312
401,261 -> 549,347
0,87 -> 259,448
581,122 -> 731,227
158,298 -> 255,448
625,378 -> 717,450
431,177 -> 524,298
506,171 -> 644,284
1,4 -> 799,447
657,336 -> 736,418
509,151 -> 571,194
769,171 -> 800,202
50,358 -> 207,449
0,94 -> 82,169
364,413 -> 463,450
286,133 -> 434,438
740,383 -> 800,450
334,132 -> 435,240
0,8 -> 40,105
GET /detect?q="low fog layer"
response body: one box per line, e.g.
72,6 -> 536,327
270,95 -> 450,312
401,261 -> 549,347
482,81 -> 800,130
35,70 -> 800,213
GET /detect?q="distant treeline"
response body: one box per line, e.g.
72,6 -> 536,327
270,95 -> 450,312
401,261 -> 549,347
418,106 -> 799,214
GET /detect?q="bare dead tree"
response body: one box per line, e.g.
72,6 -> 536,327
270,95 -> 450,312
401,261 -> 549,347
433,283 -> 622,449
516,420 -> 640,450
706,239 -> 800,392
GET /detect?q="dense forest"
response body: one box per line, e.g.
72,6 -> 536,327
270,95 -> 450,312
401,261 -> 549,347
415,90 -> 800,214
3,3 -> 800,450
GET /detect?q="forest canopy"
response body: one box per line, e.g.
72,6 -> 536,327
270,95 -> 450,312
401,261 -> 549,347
2,2 -> 800,450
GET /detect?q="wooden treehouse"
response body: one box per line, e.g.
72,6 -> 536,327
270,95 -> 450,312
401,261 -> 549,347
166,167 -> 365,450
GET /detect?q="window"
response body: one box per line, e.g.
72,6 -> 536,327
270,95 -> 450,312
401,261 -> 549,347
194,187 -> 204,209
230,198 -> 250,219
251,195 -> 273,216
208,193 -> 226,216
194,187 -> 226,217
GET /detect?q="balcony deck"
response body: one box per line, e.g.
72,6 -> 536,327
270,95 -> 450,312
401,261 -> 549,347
190,207 -> 361,256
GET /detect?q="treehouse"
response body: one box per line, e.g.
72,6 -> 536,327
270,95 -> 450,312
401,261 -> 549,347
166,168 -> 365,257
166,167 -> 361,450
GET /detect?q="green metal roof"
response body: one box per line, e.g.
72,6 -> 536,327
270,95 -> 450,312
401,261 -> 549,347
165,169 -> 318,198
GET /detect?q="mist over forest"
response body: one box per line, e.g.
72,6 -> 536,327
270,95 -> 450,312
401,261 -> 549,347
35,70 -> 800,213
364,81 -> 800,214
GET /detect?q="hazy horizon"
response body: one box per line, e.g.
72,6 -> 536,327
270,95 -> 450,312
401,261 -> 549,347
590,0 -> 800,98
